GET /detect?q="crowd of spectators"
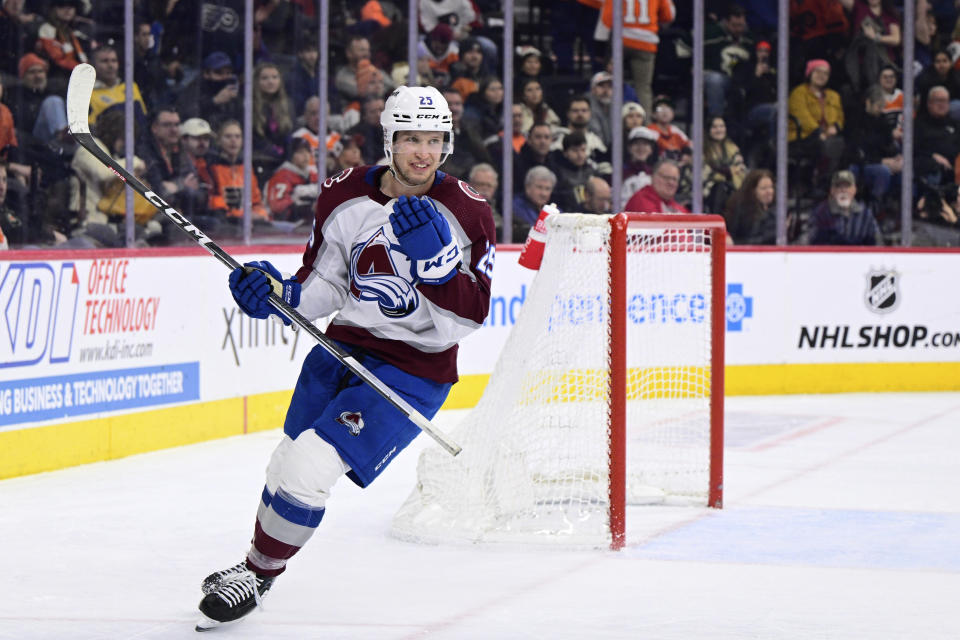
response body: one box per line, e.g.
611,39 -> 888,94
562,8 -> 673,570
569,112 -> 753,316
3,0 -> 960,248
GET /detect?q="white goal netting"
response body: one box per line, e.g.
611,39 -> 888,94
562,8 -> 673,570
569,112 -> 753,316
391,214 -> 720,548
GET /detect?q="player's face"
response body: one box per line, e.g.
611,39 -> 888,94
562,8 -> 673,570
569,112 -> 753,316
392,130 -> 444,186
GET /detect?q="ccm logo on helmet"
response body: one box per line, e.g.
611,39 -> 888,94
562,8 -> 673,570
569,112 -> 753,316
417,114 -> 442,119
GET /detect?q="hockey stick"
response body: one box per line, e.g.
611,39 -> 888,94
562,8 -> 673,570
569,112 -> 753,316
66,63 -> 461,456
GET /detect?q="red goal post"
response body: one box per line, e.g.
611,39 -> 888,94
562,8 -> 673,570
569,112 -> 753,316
608,213 -> 726,549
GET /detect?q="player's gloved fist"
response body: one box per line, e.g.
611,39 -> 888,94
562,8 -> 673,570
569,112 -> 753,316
390,195 -> 448,258
228,260 -> 300,325
389,195 -> 461,285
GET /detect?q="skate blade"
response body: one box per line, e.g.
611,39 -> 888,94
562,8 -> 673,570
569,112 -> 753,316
195,613 -> 240,632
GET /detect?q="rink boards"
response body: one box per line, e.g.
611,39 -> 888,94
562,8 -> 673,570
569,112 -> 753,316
2,244 -> 959,478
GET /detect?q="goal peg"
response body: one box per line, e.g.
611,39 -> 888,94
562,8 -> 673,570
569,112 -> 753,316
518,203 -> 558,271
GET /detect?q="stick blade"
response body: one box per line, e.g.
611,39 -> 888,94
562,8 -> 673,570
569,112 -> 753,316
66,63 -> 96,135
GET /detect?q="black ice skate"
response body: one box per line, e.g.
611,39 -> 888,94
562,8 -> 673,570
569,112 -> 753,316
195,567 -> 274,632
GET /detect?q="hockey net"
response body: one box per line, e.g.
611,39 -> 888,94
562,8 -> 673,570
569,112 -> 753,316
391,213 -> 725,549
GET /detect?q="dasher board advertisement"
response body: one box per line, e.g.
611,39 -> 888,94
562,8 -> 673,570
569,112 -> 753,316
0,250 -> 308,430
724,250 -> 960,365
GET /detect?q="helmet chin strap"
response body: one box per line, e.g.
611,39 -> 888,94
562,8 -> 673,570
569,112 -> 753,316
388,160 -> 420,188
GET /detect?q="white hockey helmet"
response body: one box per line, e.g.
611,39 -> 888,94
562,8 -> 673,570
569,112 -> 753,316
380,85 -> 454,169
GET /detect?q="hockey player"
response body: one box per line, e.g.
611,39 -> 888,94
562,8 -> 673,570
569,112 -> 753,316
196,85 -> 496,630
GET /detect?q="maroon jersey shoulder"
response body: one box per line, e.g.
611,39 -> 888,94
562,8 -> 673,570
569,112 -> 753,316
298,166 -> 376,282
313,165 -> 377,214
429,172 -> 496,241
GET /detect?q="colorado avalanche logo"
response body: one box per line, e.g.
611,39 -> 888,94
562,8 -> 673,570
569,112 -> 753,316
349,228 -> 419,317
336,411 -> 364,436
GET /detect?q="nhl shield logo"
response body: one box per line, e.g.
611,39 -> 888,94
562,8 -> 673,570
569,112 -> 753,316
336,411 -> 365,436
864,269 -> 899,314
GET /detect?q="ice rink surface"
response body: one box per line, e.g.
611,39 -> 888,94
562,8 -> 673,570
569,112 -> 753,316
2,392 -> 959,639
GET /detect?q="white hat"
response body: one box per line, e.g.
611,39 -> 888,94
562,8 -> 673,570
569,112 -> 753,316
621,101 -> 646,120
628,126 -> 659,143
590,71 -> 613,88
180,118 -> 213,137
515,45 -> 542,58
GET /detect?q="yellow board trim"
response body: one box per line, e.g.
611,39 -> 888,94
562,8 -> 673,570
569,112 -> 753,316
449,361 -> 960,406
4,362 -> 960,480
0,390 -> 292,480
726,362 -> 960,395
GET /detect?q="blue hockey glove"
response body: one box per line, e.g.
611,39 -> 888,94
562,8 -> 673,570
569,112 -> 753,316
228,260 -> 301,325
389,195 -> 461,284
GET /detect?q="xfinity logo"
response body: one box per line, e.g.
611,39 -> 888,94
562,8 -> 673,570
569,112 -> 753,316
725,283 -> 753,332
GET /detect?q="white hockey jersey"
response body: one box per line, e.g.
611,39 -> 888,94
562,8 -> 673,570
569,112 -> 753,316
295,166 -> 496,383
